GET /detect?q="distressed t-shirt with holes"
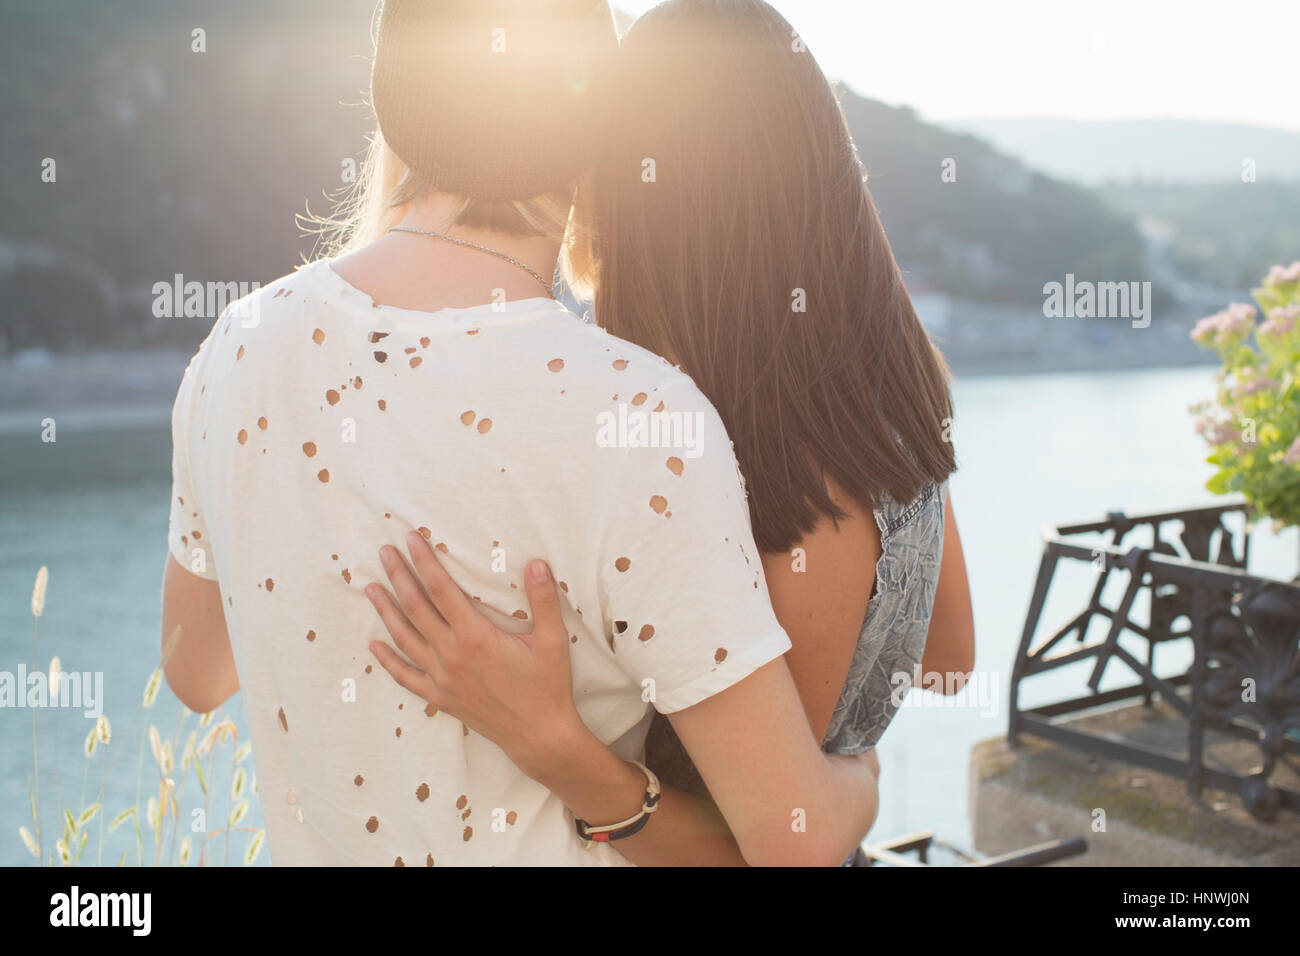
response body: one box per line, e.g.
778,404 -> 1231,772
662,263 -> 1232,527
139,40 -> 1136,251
167,259 -> 791,866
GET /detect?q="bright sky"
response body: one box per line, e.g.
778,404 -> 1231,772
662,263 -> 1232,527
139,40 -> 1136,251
615,0 -> 1300,131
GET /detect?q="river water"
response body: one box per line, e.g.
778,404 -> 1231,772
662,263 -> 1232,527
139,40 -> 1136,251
2,363 -> 1296,864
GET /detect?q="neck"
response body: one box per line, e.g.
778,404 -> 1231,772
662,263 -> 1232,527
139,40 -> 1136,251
398,192 -> 562,290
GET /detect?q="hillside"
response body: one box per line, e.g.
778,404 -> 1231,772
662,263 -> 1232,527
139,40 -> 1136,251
0,0 -> 1184,366
1101,181 -> 1300,292
945,117 -> 1300,186
841,95 -> 1153,308
1,0 -> 375,351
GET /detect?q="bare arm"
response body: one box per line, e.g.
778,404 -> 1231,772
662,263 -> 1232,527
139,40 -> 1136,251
919,491 -> 974,694
762,480 -> 879,740
638,484 -> 879,863
160,555 -> 238,713
522,658 -> 878,867
664,659 -> 877,866
367,534 -> 879,867
524,725 -> 751,866
502,488 -> 882,866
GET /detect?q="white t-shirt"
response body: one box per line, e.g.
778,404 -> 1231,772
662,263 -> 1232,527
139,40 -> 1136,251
168,259 -> 791,866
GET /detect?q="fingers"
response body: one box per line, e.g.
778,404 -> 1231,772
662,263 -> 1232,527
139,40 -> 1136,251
522,560 -> 568,646
379,543 -> 453,645
365,582 -> 441,673
403,531 -> 484,638
369,639 -> 438,705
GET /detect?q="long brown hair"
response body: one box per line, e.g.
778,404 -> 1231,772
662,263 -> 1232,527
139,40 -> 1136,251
577,0 -> 956,554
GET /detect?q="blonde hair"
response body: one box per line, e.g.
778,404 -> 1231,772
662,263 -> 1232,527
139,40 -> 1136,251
305,131 -> 599,300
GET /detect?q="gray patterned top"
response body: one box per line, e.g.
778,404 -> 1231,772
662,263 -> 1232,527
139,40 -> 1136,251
644,481 -> 946,793
822,480 -> 945,753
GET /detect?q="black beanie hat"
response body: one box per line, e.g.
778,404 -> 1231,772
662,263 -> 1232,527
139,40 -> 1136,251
372,0 -> 619,202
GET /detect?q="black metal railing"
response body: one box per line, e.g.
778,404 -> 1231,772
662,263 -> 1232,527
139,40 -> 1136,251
854,831 -> 1087,867
1008,502 -> 1300,820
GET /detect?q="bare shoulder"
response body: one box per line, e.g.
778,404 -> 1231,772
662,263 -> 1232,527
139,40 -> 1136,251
761,475 -> 880,589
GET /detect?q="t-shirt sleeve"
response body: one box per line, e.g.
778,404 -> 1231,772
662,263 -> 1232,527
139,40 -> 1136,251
167,341 -> 218,581
596,377 -> 791,714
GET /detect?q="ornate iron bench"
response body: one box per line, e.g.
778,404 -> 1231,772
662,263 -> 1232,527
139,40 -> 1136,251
1008,503 -> 1300,821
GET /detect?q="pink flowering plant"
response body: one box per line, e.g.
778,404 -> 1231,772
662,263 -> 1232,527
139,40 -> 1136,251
1190,261 -> 1300,526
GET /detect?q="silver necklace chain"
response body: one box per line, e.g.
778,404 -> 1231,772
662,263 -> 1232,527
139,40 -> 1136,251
387,225 -> 555,299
